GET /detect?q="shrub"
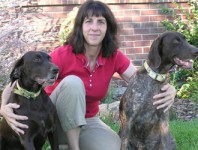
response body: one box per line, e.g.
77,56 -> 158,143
0,0 -> 57,90
161,0 -> 198,102
58,7 -> 79,45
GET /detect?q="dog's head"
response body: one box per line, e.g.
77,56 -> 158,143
148,31 -> 198,72
10,51 -> 59,86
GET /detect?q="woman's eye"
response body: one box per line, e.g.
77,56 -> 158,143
84,19 -> 91,23
98,20 -> 105,24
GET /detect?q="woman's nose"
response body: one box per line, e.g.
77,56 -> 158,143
90,22 -> 99,30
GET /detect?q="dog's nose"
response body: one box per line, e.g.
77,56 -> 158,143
192,48 -> 198,56
190,45 -> 198,56
52,68 -> 59,74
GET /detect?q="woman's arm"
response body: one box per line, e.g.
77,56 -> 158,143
1,83 -> 15,106
120,62 -> 176,112
119,63 -> 137,82
0,82 -> 28,135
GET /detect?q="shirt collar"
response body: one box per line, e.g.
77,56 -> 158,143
76,51 -> 106,67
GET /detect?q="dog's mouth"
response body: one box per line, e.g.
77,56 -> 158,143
173,57 -> 194,69
35,74 -> 58,86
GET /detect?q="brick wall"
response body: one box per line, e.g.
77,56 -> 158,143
22,0 -> 190,67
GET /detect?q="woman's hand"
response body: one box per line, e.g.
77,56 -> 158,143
153,83 -> 176,112
0,103 -> 28,135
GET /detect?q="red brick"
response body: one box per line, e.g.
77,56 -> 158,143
116,16 -> 132,22
122,41 -> 135,47
141,10 -> 159,16
150,15 -> 166,21
132,16 -> 150,22
132,4 -> 149,9
126,48 -> 143,54
149,28 -> 166,34
166,3 -> 178,8
142,34 -> 158,40
52,12 -> 67,18
149,3 -> 164,9
134,28 -> 149,35
20,0 -> 190,68
132,60 -> 143,66
143,47 -> 151,53
49,0 -> 62,5
121,29 -> 134,35
126,54 -> 136,60
122,22 -> 133,29
141,22 -> 159,28
135,54 -> 148,60
124,35 -> 142,41
134,41 -> 150,47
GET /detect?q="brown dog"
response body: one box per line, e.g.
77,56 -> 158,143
0,51 -> 59,150
119,31 -> 198,150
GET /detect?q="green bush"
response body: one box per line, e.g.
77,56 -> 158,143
161,0 -> 198,102
58,7 -> 79,45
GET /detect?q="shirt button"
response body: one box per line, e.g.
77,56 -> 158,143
90,74 -> 92,77
90,84 -> 92,87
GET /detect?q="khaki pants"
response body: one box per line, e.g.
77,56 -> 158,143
50,75 -> 121,150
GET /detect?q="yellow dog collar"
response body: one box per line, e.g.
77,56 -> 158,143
143,61 -> 168,82
14,81 -> 41,99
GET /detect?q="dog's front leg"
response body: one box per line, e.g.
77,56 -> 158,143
19,135 -> 36,150
119,96 -> 130,150
48,130 -> 59,150
0,136 -> 3,150
20,140 -> 35,150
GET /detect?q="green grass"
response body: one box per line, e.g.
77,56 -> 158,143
170,119 -> 198,150
100,113 -> 120,133
43,118 -> 198,150
102,115 -> 198,150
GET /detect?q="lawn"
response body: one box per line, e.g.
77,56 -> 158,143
44,118 -> 198,149
170,119 -> 198,150
102,116 -> 198,150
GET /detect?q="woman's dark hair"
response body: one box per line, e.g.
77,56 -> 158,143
65,0 -> 119,57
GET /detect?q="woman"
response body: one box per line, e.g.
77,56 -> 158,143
0,1 -> 176,150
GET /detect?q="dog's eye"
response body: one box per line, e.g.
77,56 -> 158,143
33,57 -> 41,62
48,56 -> 52,61
173,39 -> 180,44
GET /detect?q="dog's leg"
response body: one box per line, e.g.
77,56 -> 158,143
48,130 -> 59,150
170,135 -> 176,150
0,136 -> 2,150
21,141 -> 35,150
119,96 -> 130,150
19,135 -> 35,150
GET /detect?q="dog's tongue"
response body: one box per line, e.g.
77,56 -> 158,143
174,58 -> 193,69
35,78 -> 46,85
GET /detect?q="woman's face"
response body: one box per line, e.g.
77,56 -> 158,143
82,15 -> 107,48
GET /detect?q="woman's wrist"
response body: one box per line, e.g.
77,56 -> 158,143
0,109 -> 3,118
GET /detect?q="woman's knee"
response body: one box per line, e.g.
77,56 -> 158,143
60,75 -> 85,93
79,127 -> 121,150
50,75 -> 85,105
52,75 -> 86,132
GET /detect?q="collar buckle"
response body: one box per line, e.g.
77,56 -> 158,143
14,81 -> 41,99
144,61 -> 167,82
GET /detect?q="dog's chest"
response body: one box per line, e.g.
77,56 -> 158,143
11,93 -> 55,131
124,71 -> 167,119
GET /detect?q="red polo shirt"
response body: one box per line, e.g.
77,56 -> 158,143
45,45 -> 130,118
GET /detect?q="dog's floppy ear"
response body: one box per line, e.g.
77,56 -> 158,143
10,56 -> 24,85
148,36 -> 162,68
